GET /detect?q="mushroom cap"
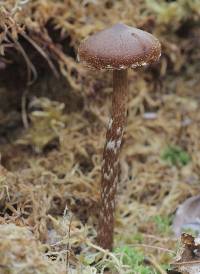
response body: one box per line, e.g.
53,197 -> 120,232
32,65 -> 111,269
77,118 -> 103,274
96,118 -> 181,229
78,23 -> 161,70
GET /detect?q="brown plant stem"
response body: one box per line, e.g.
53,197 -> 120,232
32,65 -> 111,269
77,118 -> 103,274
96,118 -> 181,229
98,69 -> 128,250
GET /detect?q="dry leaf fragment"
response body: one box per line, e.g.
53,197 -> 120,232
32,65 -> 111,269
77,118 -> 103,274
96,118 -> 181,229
170,233 -> 200,274
173,196 -> 200,237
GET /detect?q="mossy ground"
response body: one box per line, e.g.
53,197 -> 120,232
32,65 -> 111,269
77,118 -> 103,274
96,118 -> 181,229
0,0 -> 200,273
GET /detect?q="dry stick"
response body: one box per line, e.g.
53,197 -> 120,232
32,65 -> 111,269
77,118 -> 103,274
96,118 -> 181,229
21,33 -> 59,78
128,244 -> 175,254
172,260 -> 200,266
86,241 -> 122,269
21,89 -> 29,129
11,0 -> 30,15
66,214 -> 73,269
98,70 -> 128,250
31,32 -> 82,91
7,31 -> 37,85
146,256 -> 167,274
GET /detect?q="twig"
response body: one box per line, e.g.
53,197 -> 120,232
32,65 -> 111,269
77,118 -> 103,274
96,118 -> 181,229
173,260 -> 200,266
30,32 -> 83,90
7,31 -> 37,85
66,212 -> 73,269
21,89 -> 29,129
127,243 -> 175,254
21,32 -> 59,78
86,241 -> 121,267
146,256 -> 168,274
11,0 -> 30,15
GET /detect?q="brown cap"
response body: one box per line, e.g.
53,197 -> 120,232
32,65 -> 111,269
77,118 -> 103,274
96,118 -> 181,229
78,23 -> 161,70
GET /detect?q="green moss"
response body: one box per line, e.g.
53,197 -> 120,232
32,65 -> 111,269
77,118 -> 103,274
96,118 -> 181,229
161,145 -> 191,166
146,0 -> 200,30
153,215 -> 172,235
114,246 -> 157,274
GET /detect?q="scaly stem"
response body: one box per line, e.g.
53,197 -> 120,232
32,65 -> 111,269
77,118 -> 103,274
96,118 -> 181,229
98,69 -> 128,250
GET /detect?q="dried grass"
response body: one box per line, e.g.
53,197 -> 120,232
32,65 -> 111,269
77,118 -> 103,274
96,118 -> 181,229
0,0 -> 200,273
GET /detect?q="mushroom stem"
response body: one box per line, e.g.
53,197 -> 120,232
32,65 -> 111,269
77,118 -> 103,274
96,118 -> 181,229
98,69 -> 128,250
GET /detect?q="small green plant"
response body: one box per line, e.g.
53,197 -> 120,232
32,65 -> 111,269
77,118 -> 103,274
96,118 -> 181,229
114,246 -> 156,274
153,215 -> 172,235
161,145 -> 191,166
116,232 -> 144,245
131,232 -> 144,244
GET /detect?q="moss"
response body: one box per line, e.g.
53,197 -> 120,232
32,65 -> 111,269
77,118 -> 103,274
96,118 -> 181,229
161,145 -> 191,166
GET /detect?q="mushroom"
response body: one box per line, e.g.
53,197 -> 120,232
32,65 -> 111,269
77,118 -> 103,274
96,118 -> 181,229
78,23 -> 161,250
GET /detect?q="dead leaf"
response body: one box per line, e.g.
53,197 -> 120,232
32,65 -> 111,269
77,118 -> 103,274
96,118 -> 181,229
170,233 -> 200,274
172,196 -> 200,237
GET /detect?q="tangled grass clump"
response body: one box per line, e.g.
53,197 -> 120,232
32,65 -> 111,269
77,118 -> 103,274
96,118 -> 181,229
0,0 -> 200,273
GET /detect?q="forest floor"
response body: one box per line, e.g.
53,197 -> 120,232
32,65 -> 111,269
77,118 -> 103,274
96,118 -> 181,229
0,1 -> 200,273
